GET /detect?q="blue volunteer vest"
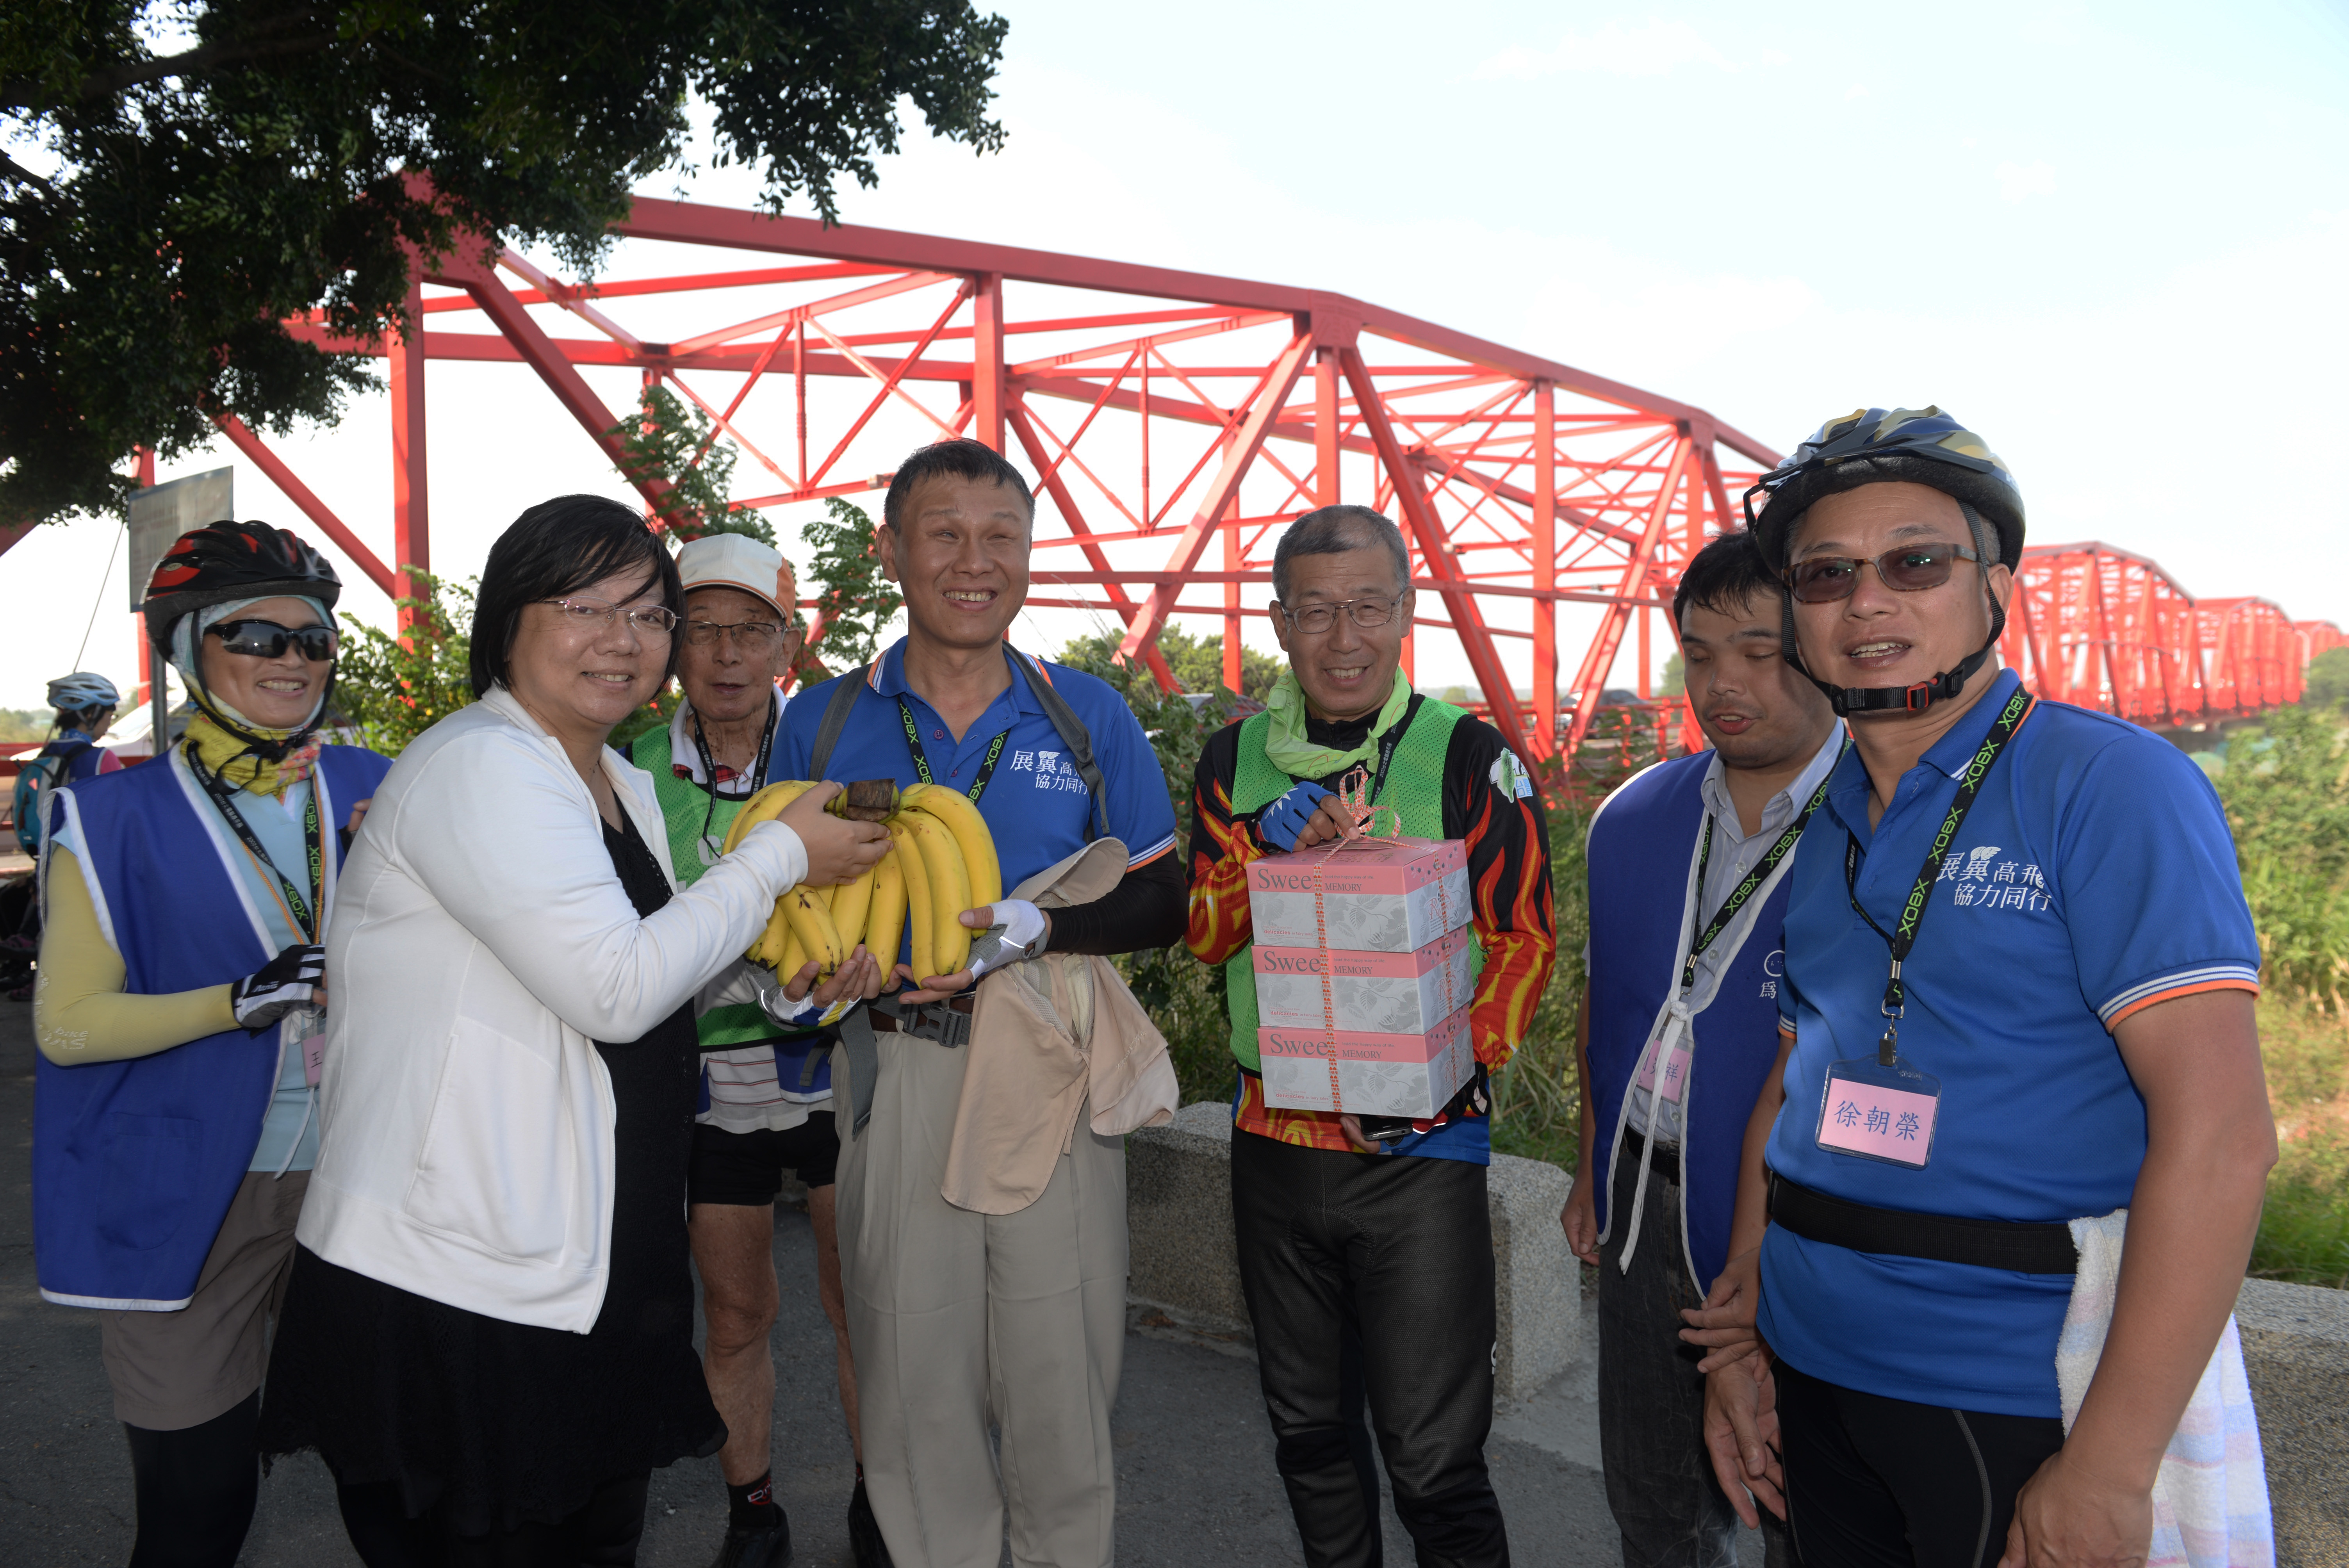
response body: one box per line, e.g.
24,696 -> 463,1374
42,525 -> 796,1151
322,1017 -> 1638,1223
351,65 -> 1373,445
1585,753 -> 1796,1288
33,743 -> 392,1309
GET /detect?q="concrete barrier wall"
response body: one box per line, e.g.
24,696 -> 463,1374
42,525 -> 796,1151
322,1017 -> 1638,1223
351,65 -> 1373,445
1131,1107 -> 2349,1559
1126,1102 -> 1582,1401
2237,1276 -> 2349,1563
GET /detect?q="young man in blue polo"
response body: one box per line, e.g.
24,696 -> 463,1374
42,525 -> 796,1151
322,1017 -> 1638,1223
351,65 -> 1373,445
773,438 -> 1183,1568
1567,528 -> 1833,1568
1701,409 -> 2275,1565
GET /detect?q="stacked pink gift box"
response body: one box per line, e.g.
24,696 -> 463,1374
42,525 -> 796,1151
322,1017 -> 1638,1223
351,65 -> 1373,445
1246,837 -> 1476,1117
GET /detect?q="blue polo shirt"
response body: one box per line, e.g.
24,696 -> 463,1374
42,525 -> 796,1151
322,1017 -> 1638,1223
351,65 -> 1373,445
776,640 -> 1178,968
1759,669 -> 2260,1417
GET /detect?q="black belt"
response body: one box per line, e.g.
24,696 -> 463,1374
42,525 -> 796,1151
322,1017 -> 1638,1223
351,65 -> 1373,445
1767,1169 -> 2078,1275
1622,1125 -> 1681,1177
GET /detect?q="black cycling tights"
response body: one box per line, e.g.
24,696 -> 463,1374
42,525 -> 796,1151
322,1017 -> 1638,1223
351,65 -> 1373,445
1777,1359 -> 2066,1568
123,1391 -> 262,1568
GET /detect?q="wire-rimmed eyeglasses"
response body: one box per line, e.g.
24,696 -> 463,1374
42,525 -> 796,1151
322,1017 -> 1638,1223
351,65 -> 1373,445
541,597 -> 679,636
683,619 -> 784,649
1274,596 -> 1408,636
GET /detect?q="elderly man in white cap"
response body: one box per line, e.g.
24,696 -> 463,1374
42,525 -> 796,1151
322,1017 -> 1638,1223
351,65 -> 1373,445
628,531 -> 888,1568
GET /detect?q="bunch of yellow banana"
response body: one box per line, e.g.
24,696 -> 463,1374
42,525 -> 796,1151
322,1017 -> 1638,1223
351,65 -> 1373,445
719,779 -> 1002,985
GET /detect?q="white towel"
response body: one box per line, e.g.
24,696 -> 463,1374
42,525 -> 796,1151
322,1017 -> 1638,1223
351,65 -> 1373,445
2056,1210 -> 2274,1568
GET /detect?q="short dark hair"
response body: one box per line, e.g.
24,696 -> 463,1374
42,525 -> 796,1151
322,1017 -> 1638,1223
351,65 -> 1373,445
882,439 -> 1034,532
1272,506 -> 1411,602
1672,530 -> 1781,629
471,495 -> 684,698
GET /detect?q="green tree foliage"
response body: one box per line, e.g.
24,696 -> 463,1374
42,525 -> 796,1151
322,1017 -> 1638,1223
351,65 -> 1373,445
0,708 -> 60,742
1059,624 -> 1281,705
1659,651 -> 1685,699
2304,645 -> 2349,711
2217,705 -> 2349,1010
335,569 -> 474,755
1,0 -> 1009,526
797,499 -> 902,675
609,384 -> 775,545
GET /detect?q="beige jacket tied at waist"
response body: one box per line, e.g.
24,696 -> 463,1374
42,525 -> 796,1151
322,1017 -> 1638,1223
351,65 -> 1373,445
941,837 -> 1178,1214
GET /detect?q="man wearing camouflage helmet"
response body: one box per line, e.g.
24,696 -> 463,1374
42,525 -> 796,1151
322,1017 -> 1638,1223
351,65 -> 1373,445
1686,410 -> 2275,1564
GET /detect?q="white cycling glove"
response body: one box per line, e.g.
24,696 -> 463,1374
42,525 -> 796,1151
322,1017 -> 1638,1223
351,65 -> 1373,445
962,899 -> 1049,980
759,982 -> 822,1028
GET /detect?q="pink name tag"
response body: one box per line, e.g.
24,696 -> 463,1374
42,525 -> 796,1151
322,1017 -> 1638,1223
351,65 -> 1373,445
1817,1074 -> 1937,1167
303,1032 -> 326,1088
1636,1037 -> 1692,1104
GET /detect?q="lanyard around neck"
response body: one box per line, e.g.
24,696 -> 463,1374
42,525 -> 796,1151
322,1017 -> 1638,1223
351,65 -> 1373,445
690,698 -> 778,850
896,697 -> 1011,804
1681,760 -> 1837,994
189,750 -> 324,943
1842,685 -> 2035,1061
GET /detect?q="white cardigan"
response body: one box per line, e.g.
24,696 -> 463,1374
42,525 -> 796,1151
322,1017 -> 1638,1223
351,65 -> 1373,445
296,686 -> 806,1332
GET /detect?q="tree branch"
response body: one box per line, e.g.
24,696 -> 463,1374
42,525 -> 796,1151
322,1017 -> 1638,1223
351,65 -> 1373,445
0,151 -> 53,192
3,18 -> 339,110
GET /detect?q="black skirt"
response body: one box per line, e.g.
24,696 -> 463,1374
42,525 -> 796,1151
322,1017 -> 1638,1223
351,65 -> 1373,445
259,811 -> 724,1533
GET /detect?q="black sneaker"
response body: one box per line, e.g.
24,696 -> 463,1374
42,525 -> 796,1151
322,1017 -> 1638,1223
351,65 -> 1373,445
848,1479 -> 893,1568
709,1510 -> 791,1568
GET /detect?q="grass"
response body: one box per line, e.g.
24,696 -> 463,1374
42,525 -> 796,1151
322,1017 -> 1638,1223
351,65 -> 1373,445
2252,994 -> 2349,1288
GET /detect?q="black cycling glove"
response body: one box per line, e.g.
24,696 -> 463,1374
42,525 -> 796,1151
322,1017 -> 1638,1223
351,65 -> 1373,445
230,943 -> 326,1033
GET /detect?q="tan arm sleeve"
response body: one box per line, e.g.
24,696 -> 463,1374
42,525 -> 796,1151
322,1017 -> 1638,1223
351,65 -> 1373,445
34,847 -> 238,1065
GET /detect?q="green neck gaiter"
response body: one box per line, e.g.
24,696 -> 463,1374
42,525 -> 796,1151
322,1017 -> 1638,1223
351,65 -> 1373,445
1261,666 -> 1414,781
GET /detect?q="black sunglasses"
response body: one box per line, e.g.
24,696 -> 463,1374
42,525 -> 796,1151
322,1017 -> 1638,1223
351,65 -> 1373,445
206,618 -> 337,661
1784,543 -> 1986,604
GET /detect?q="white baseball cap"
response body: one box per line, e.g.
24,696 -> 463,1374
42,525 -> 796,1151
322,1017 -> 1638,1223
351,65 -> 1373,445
677,532 -> 796,621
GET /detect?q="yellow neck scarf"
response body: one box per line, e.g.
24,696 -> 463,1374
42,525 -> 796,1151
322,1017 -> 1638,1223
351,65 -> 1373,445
182,709 -> 322,798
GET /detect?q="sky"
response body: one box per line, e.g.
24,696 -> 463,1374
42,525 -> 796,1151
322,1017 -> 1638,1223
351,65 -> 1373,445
8,0 -> 2347,712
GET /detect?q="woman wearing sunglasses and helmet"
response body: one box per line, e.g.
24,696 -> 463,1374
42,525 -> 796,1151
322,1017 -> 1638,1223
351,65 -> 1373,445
30,520 -> 392,1568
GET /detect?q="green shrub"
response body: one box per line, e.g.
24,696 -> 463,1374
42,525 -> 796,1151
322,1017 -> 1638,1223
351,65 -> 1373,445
336,571 -> 476,756
2253,1120 -> 2349,1288
2216,705 -> 2349,1010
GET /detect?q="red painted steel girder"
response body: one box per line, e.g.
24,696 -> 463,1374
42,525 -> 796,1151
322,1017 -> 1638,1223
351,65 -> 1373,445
206,194 -> 2342,761
259,196 -> 1777,764
2002,543 -> 2333,725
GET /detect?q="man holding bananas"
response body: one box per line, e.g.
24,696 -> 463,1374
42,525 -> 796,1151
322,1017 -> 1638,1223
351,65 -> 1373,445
627,533 -> 882,1568
771,439 -> 1183,1568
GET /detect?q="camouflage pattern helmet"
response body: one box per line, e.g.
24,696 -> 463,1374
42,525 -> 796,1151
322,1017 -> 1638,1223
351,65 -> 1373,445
1746,407 -> 2024,572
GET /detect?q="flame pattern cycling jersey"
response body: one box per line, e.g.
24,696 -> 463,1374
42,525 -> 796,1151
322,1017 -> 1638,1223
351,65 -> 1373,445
1187,701 -> 1555,1162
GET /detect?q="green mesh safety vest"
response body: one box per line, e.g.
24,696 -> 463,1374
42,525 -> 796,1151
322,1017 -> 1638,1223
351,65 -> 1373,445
632,723 -> 796,1050
1223,697 -> 1484,1071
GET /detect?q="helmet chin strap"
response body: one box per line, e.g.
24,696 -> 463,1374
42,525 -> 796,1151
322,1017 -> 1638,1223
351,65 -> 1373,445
1799,635 -> 1995,717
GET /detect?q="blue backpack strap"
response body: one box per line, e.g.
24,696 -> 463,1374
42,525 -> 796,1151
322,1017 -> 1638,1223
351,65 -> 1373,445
809,666 -> 871,781
1006,647 -> 1107,842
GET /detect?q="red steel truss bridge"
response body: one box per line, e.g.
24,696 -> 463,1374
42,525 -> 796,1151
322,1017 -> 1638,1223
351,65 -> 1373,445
179,197 -> 2340,764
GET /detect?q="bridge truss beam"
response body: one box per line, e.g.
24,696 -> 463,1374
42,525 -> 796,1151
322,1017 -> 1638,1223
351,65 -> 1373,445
259,196 -> 1773,767
219,196 -> 2344,763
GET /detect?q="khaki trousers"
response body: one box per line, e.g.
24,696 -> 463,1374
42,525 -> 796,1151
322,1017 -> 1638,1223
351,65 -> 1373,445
834,1036 -> 1126,1568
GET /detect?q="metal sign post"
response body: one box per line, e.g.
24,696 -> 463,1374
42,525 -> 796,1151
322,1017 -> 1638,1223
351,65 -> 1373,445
125,466 -> 232,757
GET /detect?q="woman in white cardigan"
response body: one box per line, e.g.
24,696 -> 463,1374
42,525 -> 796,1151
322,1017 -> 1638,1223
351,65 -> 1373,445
258,497 -> 890,1565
